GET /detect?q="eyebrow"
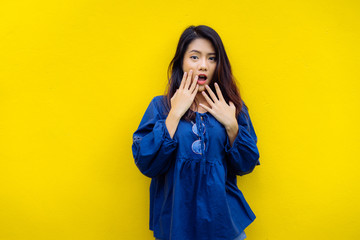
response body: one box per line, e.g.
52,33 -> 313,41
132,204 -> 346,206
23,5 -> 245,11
189,50 -> 216,55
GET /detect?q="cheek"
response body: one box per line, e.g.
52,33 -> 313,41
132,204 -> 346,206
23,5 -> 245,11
183,59 -> 195,69
182,59 -> 189,68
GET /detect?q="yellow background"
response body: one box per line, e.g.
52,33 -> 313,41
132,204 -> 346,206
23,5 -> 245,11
1,0 -> 359,239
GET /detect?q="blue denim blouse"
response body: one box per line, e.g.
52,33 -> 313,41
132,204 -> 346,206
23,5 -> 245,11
132,96 -> 260,240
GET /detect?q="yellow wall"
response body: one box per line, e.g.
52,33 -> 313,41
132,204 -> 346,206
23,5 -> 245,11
1,0 -> 359,239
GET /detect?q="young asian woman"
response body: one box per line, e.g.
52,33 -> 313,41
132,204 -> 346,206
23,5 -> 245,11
132,25 -> 260,240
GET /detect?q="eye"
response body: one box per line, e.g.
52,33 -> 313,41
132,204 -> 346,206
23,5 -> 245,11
190,56 -> 198,59
209,57 -> 216,61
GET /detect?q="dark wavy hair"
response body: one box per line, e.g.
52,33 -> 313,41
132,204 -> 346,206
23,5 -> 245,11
163,25 -> 244,121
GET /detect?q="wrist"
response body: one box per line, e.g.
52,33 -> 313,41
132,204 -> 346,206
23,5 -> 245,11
226,124 -> 239,136
169,109 -> 183,120
225,121 -> 238,148
225,118 -> 238,132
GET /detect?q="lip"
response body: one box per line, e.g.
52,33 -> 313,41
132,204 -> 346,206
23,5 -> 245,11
198,74 -> 207,79
197,74 -> 208,85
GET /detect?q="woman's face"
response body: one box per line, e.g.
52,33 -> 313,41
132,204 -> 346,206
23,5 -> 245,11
182,38 -> 217,93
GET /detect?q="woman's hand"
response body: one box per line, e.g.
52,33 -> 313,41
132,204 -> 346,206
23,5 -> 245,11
200,83 -> 239,137
169,70 -> 199,118
165,70 -> 199,139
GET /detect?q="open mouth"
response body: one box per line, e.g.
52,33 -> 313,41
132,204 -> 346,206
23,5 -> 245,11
198,74 -> 207,80
197,74 -> 207,84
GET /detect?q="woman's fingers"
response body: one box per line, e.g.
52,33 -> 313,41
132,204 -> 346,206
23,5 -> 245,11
191,84 -> 199,97
214,82 -> 226,103
184,70 -> 193,90
229,101 -> 236,110
189,74 -> 198,92
201,91 -> 215,107
199,103 -> 212,113
205,85 -> 219,102
179,71 -> 187,89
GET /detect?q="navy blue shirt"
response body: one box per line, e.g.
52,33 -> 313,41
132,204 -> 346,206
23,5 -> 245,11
132,95 -> 260,240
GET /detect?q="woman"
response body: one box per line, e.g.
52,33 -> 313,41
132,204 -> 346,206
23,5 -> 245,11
132,25 -> 260,240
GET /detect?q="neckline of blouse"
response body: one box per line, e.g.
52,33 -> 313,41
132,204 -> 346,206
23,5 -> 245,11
196,112 -> 208,115
190,109 -> 209,115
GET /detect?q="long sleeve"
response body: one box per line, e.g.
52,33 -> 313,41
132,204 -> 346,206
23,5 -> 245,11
132,96 -> 178,178
225,103 -> 260,176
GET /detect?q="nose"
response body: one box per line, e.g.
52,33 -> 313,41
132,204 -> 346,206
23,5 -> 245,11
199,57 -> 208,71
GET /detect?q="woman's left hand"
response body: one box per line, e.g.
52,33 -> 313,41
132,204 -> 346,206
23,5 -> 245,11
199,83 -> 238,130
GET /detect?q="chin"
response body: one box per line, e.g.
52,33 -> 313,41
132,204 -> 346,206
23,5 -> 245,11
198,86 -> 206,92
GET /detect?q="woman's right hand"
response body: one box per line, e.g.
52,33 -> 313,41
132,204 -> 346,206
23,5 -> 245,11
169,70 -> 199,118
165,70 -> 198,139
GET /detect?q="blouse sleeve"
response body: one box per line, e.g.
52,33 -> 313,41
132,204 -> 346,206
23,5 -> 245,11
132,96 -> 178,178
225,102 -> 260,176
